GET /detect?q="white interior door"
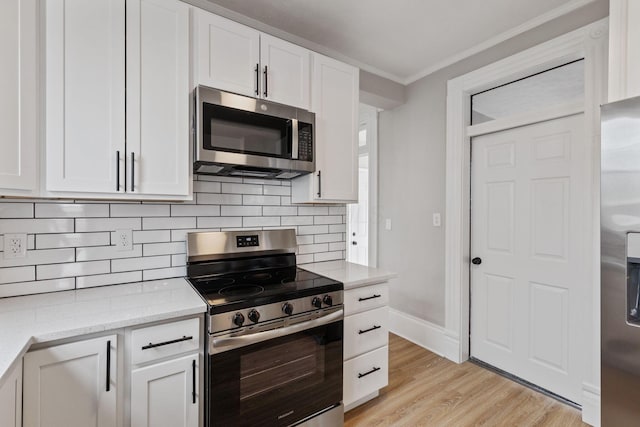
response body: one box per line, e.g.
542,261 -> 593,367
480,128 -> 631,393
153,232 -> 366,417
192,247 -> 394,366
470,114 -> 587,404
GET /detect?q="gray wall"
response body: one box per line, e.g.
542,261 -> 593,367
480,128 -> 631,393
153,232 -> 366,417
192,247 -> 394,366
377,0 -> 608,325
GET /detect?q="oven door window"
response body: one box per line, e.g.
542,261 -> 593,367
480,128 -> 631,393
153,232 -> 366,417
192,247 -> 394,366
209,321 -> 343,427
203,103 -> 293,159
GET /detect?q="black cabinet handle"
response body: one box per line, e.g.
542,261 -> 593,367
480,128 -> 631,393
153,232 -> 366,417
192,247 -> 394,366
116,151 -> 120,191
131,152 -> 135,192
106,340 -> 111,392
192,359 -> 196,404
358,325 -> 381,334
141,335 -> 193,350
317,170 -> 322,198
358,294 -> 381,302
263,65 -> 268,97
358,366 -> 381,379
255,64 -> 259,96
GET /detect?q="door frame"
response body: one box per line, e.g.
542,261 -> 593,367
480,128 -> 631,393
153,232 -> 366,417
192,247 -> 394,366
444,18 -> 607,423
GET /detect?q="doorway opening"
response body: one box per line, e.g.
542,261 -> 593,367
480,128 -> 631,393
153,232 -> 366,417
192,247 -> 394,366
347,103 -> 378,267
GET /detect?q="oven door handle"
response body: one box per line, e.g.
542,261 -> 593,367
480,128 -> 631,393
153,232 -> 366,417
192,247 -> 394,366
210,309 -> 343,354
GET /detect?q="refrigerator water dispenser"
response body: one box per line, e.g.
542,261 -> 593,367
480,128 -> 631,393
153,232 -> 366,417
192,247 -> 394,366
627,233 -> 640,324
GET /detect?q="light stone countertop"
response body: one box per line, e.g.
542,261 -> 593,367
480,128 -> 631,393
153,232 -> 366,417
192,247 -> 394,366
301,260 -> 396,289
0,278 -> 206,386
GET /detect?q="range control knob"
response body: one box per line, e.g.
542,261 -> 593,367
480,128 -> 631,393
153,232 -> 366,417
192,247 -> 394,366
312,297 -> 323,309
232,312 -> 245,327
248,309 -> 260,323
323,295 -> 333,307
282,302 -> 294,316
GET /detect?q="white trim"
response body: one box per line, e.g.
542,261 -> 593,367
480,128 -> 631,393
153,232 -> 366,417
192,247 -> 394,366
582,382 -> 601,427
404,0 -> 599,85
387,308 -> 458,362
444,19 -> 608,420
607,0 -> 628,102
466,101 -> 585,137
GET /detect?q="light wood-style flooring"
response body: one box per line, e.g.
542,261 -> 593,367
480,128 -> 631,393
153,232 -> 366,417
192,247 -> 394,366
344,334 -> 586,427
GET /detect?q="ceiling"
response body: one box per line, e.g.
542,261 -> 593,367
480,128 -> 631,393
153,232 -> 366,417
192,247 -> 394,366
204,0 -> 595,84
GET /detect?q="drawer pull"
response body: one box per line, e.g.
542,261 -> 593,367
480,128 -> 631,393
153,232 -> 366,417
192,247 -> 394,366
358,366 -> 381,379
358,294 -> 381,302
141,335 -> 193,350
358,325 -> 382,334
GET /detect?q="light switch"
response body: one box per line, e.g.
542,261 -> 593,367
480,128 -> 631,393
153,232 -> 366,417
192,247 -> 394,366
433,213 -> 441,227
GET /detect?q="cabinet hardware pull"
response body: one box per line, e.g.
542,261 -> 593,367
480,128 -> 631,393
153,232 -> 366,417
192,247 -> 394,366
263,65 -> 268,97
358,325 -> 381,334
106,340 -> 111,392
317,170 -> 322,198
141,335 -> 193,350
358,294 -> 381,302
131,152 -> 135,192
116,151 -> 120,191
357,366 -> 380,378
255,64 -> 259,96
192,359 -> 196,404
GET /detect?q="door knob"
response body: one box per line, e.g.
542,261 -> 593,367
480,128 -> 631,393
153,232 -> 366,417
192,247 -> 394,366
352,241 -> 358,245
471,257 -> 482,265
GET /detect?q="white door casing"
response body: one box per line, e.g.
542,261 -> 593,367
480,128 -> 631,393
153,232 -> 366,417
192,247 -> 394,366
470,114 -> 587,404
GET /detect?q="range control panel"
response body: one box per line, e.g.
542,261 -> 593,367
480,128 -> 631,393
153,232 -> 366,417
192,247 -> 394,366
236,235 -> 259,248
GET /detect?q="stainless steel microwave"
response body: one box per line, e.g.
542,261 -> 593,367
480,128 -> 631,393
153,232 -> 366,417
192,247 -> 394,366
194,86 -> 315,179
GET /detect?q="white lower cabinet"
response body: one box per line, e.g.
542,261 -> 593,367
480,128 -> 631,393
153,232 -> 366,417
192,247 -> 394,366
343,282 -> 389,410
131,354 -> 199,427
23,335 -> 118,427
0,359 -> 22,427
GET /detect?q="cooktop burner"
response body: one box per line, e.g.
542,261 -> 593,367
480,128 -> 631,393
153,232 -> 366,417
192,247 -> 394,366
189,266 -> 341,314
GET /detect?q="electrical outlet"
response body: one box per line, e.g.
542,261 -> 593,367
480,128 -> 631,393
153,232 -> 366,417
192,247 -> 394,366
385,219 -> 392,230
115,229 -> 133,251
4,233 -> 27,259
433,213 -> 442,227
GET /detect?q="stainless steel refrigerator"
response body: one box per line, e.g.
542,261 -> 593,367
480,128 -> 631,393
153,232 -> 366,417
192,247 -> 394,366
601,96 -> 640,426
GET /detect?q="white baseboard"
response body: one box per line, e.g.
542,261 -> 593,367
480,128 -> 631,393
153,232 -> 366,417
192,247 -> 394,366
581,382 -> 600,427
388,308 -> 459,362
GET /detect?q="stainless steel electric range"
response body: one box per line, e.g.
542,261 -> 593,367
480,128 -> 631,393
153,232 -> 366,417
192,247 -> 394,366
186,229 -> 344,427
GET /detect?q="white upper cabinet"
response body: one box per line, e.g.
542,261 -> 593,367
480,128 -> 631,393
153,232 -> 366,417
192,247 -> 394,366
260,34 -> 310,109
194,10 -> 310,110
45,0 -> 126,194
126,0 -> 190,196
0,0 -> 37,196
23,335 -> 118,427
45,0 -> 190,199
195,10 -> 260,98
292,53 -> 359,203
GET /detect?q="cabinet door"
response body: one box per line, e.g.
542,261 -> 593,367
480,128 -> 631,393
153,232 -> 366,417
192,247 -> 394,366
126,0 -> 190,196
260,34 -> 310,109
131,354 -> 199,427
0,359 -> 22,427
0,0 -> 37,196
45,0 -> 126,193
292,54 -> 358,203
23,335 -> 118,427
195,10 -> 260,97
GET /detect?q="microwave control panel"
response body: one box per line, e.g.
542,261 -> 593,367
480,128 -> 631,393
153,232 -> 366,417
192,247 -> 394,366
298,123 -> 313,161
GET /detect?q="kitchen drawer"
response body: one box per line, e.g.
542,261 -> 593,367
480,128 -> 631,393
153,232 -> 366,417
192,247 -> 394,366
131,317 -> 200,365
343,346 -> 388,407
344,283 -> 389,315
344,307 -> 388,360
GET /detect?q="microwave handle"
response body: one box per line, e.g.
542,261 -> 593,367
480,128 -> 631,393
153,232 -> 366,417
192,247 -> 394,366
210,308 -> 343,354
291,119 -> 299,160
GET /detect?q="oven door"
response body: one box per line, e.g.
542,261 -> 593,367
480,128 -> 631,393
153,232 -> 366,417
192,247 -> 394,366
207,314 -> 343,427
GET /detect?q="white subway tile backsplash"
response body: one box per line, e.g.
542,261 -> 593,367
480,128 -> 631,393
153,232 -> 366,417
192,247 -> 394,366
37,232 -> 110,249
111,255 -> 171,273
0,219 -> 74,234
35,203 -> 109,218
0,203 -> 34,218
76,271 -> 142,289
0,178 -> 346,297
110,204 -> 170,217
143,217 -> 196,230
76,218 -> 141,232
37,260 -> 110,280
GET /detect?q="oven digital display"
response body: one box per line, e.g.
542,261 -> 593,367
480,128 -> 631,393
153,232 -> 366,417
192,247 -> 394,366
236,235 -> 259,248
